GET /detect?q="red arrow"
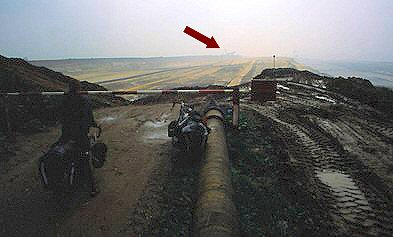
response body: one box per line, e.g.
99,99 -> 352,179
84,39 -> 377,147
183,26 -> 220,48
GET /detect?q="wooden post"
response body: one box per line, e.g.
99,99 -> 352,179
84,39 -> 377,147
2,96 -> 14,140
232,88 -> 240,129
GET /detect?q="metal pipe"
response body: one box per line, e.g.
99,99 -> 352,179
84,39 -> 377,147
193,107 -> 239,237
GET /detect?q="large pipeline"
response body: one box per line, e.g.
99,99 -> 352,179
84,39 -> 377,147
193,107 -> 239,237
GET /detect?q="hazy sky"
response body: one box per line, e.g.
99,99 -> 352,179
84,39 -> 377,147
1,0 -> 393,61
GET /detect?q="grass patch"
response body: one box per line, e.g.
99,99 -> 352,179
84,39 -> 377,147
227,110 -> 325,236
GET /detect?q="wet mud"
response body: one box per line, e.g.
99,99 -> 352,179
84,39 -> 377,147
243,82 -> 393,236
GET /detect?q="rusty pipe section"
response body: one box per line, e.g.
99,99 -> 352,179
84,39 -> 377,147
193,106 -> 239,237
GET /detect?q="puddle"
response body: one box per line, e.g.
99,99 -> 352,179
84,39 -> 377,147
315,95 -> 336,104
99,115 -> 118,123
316,169 -> 374,226
144,120 -> 167,128
144,131 -> 169,140
124,95 -> 142,102
143,113 -> 171,141
277,84 -> 290,90
317,170 -> 358,193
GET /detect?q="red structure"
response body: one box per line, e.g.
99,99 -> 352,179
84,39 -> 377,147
251,80 -> 277,102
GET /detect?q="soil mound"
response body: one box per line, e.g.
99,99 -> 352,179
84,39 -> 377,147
255,68 -> 393,118
326,76 -> 393,118
0,55 -> 127,133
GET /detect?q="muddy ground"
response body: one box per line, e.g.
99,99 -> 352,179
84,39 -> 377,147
0,102 -> 188,236
237,82 -> 393,236
1,83 -> 393,236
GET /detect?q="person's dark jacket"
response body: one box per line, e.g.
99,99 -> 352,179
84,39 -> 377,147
59,94 -> 97,150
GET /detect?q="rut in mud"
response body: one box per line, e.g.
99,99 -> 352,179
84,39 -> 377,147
243,82 -> 393,236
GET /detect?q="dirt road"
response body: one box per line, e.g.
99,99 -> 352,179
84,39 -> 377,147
0,103 -> 179,236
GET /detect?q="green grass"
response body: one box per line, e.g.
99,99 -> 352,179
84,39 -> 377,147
227,111 -> 325,236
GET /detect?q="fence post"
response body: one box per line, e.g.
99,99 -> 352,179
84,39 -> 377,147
2,96 -> 14,140
232,88 -> 240,129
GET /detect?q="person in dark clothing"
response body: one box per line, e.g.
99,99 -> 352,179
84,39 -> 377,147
60,80 -> 98,196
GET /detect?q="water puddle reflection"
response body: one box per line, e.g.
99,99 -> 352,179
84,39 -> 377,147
316,169 -> 374,226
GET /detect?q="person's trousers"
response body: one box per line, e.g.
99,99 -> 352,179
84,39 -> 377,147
80,154 -> 95,190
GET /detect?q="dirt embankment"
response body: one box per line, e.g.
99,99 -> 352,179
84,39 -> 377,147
0,55 -> 127,135
257,67 -> 393,118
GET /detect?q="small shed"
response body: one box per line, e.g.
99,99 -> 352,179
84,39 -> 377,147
251,79 -> 277,102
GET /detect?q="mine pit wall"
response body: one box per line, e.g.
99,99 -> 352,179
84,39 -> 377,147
193,108 -> 239,237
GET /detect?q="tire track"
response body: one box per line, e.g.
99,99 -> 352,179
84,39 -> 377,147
301,116 -> 393,236
354,117 -> 393,143
244,103 -> 393,236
